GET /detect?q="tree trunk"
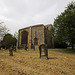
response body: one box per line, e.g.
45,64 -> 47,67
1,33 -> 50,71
71,37 -> 74,49
72,43 -> 74,49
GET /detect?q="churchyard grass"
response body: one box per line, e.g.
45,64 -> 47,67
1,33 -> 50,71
0,49 -> 75,75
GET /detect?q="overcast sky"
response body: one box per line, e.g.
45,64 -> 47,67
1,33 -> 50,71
0,0 -> 74,35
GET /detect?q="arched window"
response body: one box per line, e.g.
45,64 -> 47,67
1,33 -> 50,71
21,31 -> 28,45
34,37 -> 38,45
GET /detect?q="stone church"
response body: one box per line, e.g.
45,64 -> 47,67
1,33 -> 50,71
17,24 -> 54,49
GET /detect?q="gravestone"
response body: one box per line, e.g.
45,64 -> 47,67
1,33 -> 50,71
24,44 -> 27,51
33,45 -> 35,50
9,46 -> 13,56
12,46 -> 16,52
13,46 -> 16,52
32,44 -> 35,50
39,44 -> 48,59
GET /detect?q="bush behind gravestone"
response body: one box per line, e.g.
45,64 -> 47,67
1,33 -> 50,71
54,41 -> 67,48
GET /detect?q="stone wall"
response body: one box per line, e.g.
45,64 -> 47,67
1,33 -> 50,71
44,24 -> 54,48
45,29 -> 52,48
45,24 -> 52,30
31,25 -> 44,46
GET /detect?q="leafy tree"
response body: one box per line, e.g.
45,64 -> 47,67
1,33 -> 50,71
12,37 -> 17,46
2,33 -> 17,49
51,1 -> 75,49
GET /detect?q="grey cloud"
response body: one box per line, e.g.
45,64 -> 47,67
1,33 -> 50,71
0,0 -> 74,34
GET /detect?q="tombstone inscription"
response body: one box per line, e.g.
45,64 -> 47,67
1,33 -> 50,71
39,44 -> 48,59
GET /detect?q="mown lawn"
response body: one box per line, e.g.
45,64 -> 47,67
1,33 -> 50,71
0,49 -> 75,75
48,48 -> 75,54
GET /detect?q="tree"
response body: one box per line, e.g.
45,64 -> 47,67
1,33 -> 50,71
0,21 -> 8,41
2,33 -> 17,49
14,32 -> 18,40
50,26 -> 67,48
52,1 -> 75,49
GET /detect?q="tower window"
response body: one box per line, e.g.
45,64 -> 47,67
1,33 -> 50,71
35,31 -> 37,37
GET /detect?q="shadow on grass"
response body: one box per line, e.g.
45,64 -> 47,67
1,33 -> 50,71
48,57 -> 57,60
48,49 -> 75,54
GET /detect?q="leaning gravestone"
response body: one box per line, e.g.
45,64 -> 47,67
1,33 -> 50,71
39,44 -> 48,59
24,44 -> 27,51
9,46 -> 13,56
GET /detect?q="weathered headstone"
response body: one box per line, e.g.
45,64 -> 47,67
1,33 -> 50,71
33,45 -> 35,50
39,44 -> 48,59
13,46 -> 16,52
32,44 -> 35,50
24,44 -> 27,51
9,46 -> 13,56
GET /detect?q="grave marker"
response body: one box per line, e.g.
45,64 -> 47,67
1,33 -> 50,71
39,44 -> 48,59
